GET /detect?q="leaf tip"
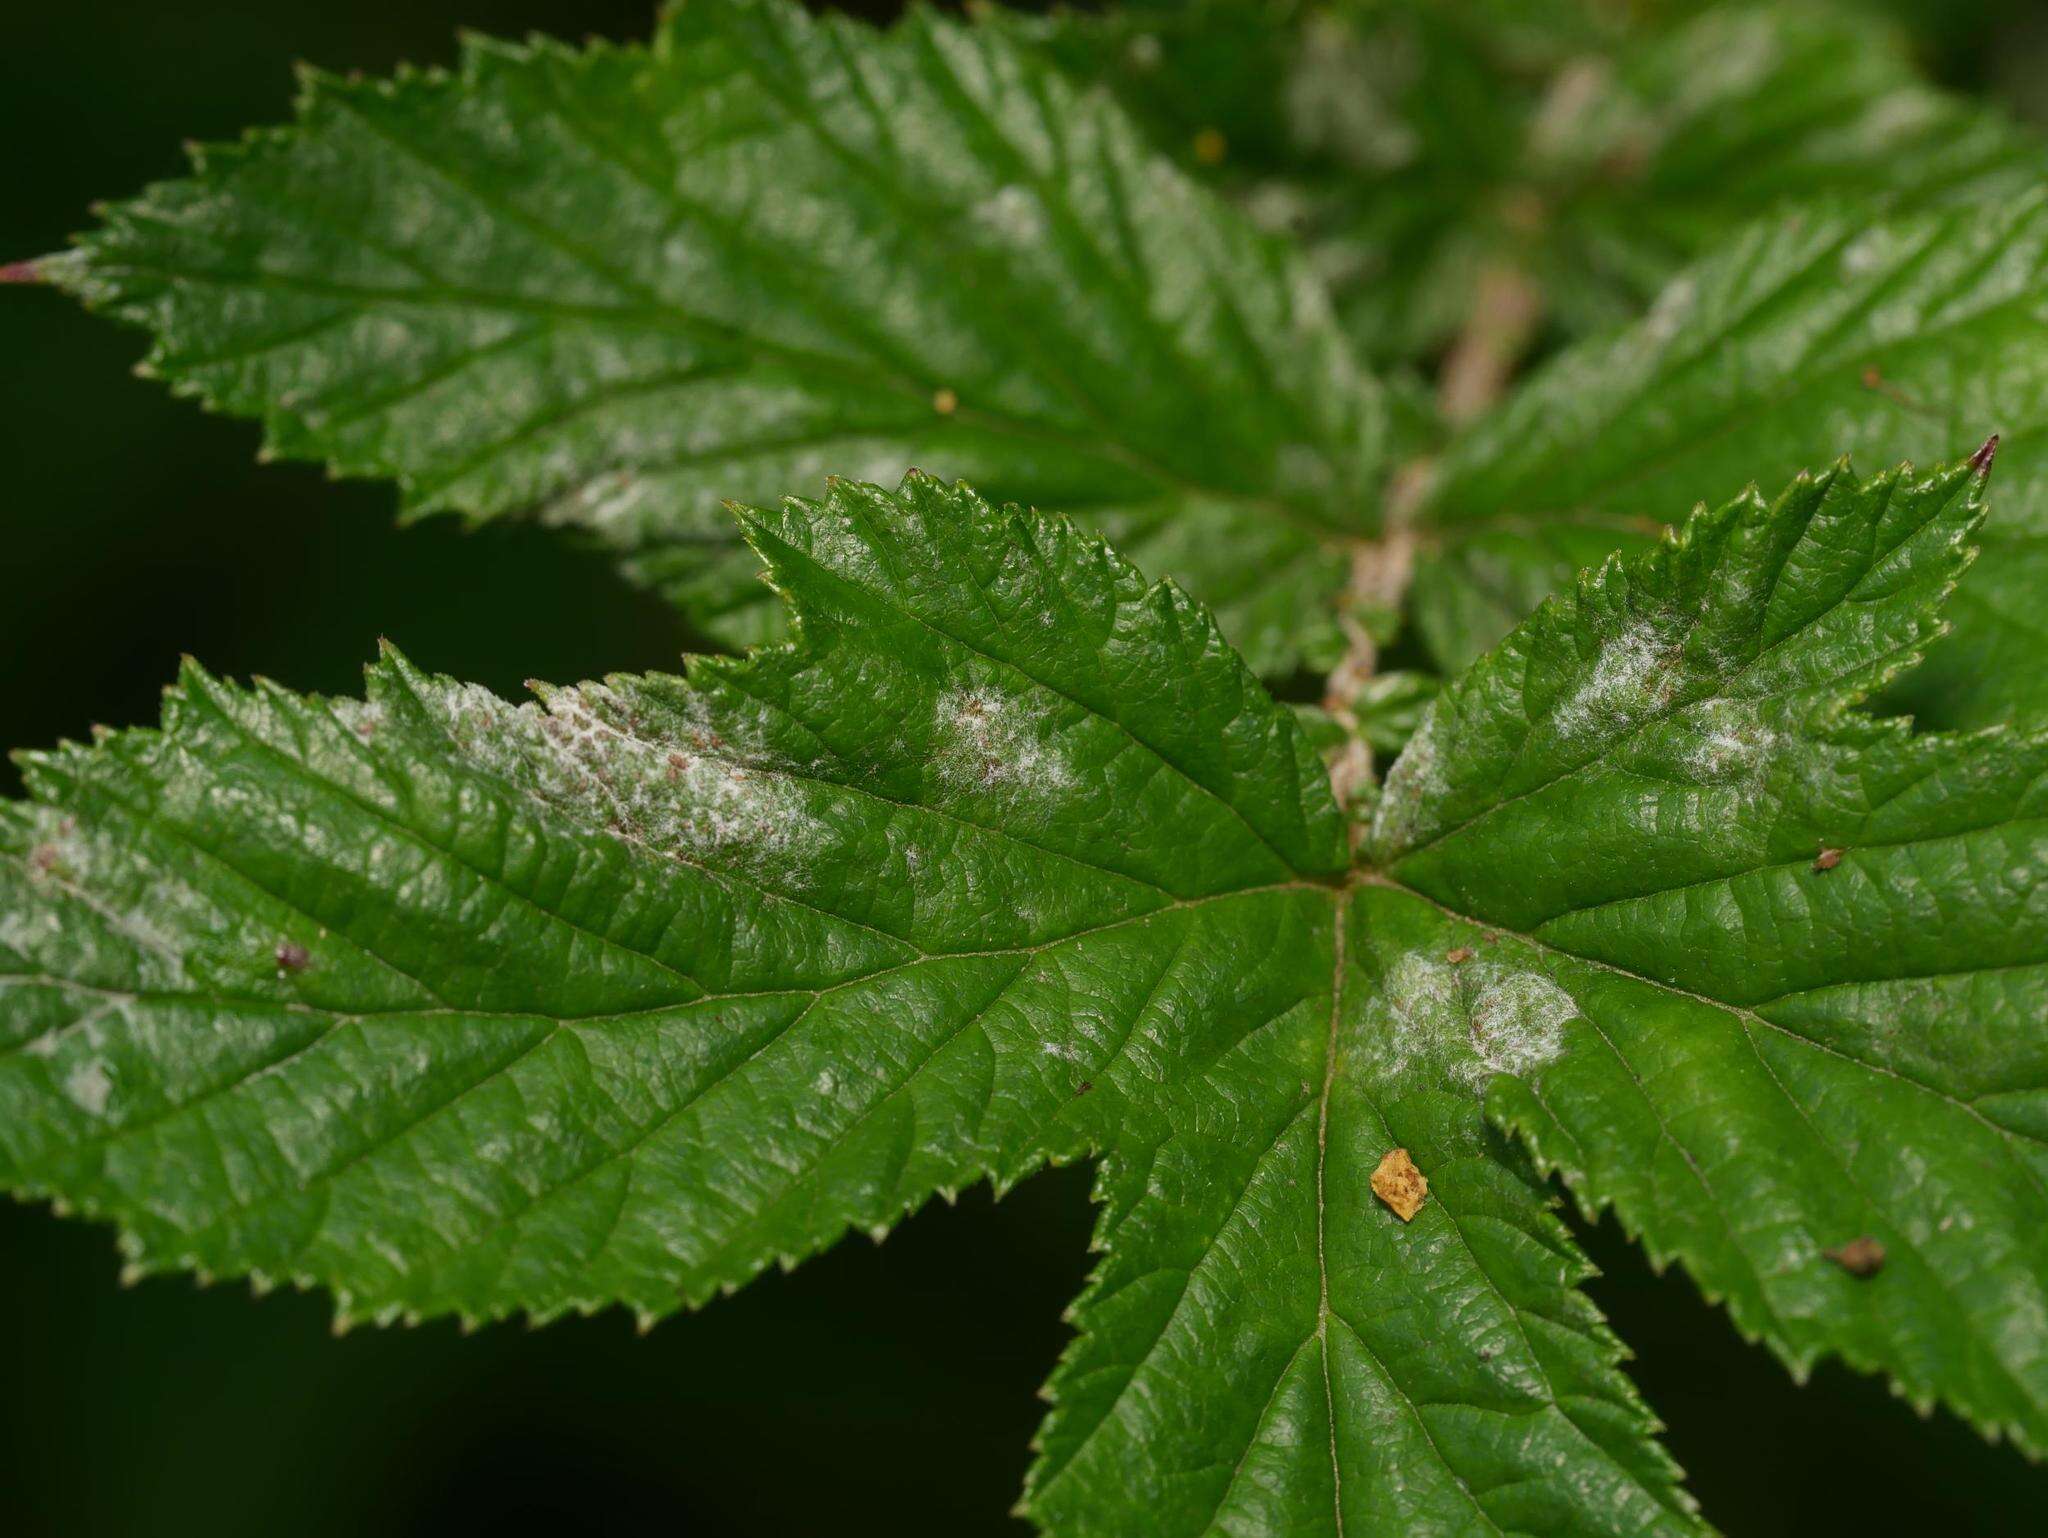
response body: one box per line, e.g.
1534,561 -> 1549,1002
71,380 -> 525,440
1969,433 -> 2000,477
0,259 -> 44,286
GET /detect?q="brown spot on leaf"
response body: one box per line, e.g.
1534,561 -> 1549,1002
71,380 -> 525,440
1445,946 -> 1474,965
1192,127 -> 1227,165
26,843 -> 60,878
274,941 -> 312,975
1813,845 -> 1845,873
1371,1148 -> 1429,1222
1074,1080 -> 1093,1098
1825,1236 -> 1886,1278
931,386 -> 959,415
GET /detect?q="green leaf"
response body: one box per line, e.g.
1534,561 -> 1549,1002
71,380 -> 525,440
1027,886 -> 1701,1536
1000,0 -> 1317,176
1431,194 -> 2048,729
2,474 -> 1698,1535
1026,2 -> 2042,370
1409,515 -> 1666,676
1522,2 -> 2044,339
1344,670 -> 1440,759
1376,454 -> 2048,1456
1005,0 -> 1591,367
49,0 -> 1384,675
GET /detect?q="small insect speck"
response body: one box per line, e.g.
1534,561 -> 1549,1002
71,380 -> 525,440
1192,127 -> 1227,165
932,386 -> 959,415
1813,845 -> 1845,873
1445,946 -> 1474,965
1074,1080 -> 1093,1097
274,940 -> 312,974
1825,1236 -> 1886,1278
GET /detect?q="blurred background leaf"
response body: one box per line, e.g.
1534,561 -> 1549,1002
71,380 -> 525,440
5,2 -> 2048,1533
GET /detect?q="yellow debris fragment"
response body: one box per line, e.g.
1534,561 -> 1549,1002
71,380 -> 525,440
1372,1147 -> 1429,1222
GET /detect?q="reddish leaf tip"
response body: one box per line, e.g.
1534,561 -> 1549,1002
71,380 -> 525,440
0,260 -> 43,285
1970,434 -> 2000,476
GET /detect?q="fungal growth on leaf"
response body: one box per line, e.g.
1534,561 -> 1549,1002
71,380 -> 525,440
6,0 -> 2048,1532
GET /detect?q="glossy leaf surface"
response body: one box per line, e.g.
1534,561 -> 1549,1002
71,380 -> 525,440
52,0 -> 1384,674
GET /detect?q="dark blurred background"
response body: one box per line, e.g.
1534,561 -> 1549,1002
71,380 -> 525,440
6,2 -> 2048,1533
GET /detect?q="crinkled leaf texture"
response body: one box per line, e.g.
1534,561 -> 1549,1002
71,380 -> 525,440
13,459 -> 2048,1526
49,0 -> 1383,676
1380,453 -> 2048,1459
3,475 -> 1703,1535
1430,193 -> 2048,729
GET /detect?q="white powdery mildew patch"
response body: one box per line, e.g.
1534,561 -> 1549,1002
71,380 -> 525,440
1552,619 -> 1684,743
1369,951 -> 1576,1091
15,810 -> 194,983
1640,273 -> 1698,347
1670,697 -> 1780,795
1370,699 -> 1448,855
419,679 -> 825,881
328,698 -> 386,742
932,687 -> 1076,801
63,1059 -> 113,1116
973,183 -> 1051,246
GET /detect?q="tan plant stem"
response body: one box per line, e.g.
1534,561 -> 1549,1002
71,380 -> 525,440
1322,460 -> 1433,823
1438,259 -> 1544,426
